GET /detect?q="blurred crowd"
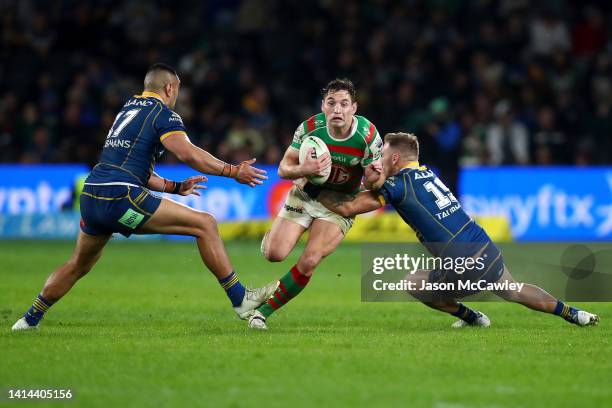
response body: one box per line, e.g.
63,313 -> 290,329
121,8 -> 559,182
1,0 -> 612,187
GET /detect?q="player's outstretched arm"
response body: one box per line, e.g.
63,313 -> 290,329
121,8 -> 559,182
278,147 -> 330,180
162,134 -> 267,187
319,190 -> 382,217
147,173 -> 207,196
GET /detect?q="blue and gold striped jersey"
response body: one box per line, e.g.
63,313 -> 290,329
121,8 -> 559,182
86,91 -> 186,186
378,163 -> 490,256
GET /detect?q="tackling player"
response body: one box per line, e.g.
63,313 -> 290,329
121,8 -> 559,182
12,63 -> 276,331
312,132 -> 599,327
247,78 -> 383,329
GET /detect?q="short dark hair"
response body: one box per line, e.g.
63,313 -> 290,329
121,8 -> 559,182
144,63 -> 179,91
321,78 -> 357,102
146,63 -> 178,77
384,132 -> 419,159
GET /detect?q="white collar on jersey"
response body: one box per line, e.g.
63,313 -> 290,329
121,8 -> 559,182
326,115 -> 358,142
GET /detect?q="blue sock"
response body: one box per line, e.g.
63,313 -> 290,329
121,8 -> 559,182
452,303 -> 478,324
553,300 -> 579,322
23,294 -> 54,326
218,272 -> 246,307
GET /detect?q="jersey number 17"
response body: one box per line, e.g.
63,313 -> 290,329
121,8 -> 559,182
107,109 -> 141,139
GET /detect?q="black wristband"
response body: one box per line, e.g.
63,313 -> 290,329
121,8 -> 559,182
303,182 -> 322,199
171,181 -> 182,194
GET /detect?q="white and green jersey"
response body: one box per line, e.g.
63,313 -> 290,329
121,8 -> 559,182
290,112 -> 382,195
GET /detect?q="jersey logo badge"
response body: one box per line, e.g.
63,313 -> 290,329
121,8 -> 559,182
118,209 -> 145,229
328,165 -> 351,184
284,204 -> 304,214
169,113 -> 183,123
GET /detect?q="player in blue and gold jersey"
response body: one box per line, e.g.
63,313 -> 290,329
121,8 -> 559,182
312,132 -> 599,328
12,64 -> 276,331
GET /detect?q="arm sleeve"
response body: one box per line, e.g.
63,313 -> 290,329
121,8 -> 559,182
155,108 -> 187,141
362,129 -> 383,167
378,176 -> 401,206
289,121 -> 307,150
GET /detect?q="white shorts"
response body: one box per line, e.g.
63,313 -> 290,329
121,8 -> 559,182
277,186 -> 354,235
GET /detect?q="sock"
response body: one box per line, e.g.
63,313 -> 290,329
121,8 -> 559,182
258,265 -> 311,318
553,300 -> 579,322
23,294 -> 54,326
218,271 -> 246,307
452,303 -> 479,324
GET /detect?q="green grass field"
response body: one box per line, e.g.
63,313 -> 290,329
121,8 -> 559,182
1,240 -> 610,407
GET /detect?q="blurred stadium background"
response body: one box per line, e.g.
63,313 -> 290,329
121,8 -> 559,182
0,0 -> 611,241
2,3 -> 612,406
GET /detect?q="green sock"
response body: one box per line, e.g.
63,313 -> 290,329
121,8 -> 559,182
258,265 -> 311,318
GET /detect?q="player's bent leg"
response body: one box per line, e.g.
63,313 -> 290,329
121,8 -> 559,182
12,231 -> 110,331
138,198 -> 233,278
43,231 -> 111,301
296,219 -> 345,276
492,266 -> 599,326
493,266 -> 558,311
261,185 -> 313,262
137,198 -> 277,319
407,272 -> 463,313
404,269 -> 490,328
249,219 -> 345,329
261,216 -> 307,262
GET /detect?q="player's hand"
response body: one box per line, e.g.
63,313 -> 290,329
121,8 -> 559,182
235,158 -> 268,187
179,175 -> 207,196
364,161 -> 383,179
368,161 -> 383,174
301,148 -> 331,177
363,160 -> 385,190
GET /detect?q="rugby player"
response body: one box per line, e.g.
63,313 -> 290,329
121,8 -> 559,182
248,79 -> 383,329
12,63 -> 276,331
313,132 -> 599,327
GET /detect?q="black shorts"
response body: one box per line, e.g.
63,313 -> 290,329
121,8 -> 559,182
79,184 -> 162,237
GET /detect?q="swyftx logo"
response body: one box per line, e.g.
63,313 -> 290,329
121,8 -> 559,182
462,174 -> 612,238
0,183 -> 72,214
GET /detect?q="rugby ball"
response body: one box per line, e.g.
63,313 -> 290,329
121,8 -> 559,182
299,136 -> 331,185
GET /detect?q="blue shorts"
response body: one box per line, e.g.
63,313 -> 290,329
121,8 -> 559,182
80,184 -> 162,237
428,241 -> 505,298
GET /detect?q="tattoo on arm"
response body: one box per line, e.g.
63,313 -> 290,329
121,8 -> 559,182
325,191 -> 354,209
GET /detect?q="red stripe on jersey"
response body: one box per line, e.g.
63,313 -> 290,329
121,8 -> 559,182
328,144 -> 364,157
365,123 -> 376,144
307,116 -> 316,133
